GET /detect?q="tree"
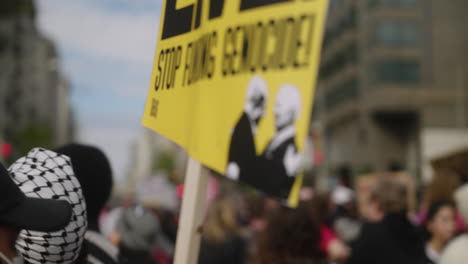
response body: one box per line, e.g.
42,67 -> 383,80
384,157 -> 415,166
152,151 -> 175,175
11,123 -> 53,162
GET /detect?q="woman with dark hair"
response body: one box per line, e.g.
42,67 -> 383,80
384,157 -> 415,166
418,170 -> 464,232
249,203 -> 327,264
310,193 -> 350,263
423,201 -> 457,264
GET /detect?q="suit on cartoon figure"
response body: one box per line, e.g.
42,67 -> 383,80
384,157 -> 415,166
258,84 -> 302,199
227,78 -> 302,200
226,75 -> 268,185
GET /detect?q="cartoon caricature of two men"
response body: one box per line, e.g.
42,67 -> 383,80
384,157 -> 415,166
227,75 -> 302,199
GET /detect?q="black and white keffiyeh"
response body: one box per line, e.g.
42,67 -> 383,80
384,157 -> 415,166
8,148 -> 87,264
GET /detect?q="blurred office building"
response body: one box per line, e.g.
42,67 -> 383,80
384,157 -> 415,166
120,128 -> 188,197
314,0 -> 468,183
0,0 -> 74,162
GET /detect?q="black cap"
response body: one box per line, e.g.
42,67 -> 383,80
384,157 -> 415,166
55,144 -> 113,224
0,162 -> 72,232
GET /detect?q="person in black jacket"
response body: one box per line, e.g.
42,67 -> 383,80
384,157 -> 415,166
227,75 -> 268,184
347,178 -> 427,264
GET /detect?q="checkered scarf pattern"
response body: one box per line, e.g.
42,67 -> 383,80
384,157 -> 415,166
8,148 -> 87,264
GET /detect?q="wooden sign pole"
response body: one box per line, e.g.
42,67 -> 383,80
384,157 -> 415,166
173,157 -> 209,264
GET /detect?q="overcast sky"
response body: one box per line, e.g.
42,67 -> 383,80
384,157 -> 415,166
37,0 -> 162,183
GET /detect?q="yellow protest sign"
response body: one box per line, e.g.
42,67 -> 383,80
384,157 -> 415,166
142,0 -> 328,205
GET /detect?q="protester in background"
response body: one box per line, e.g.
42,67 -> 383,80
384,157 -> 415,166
247,196 -> 279,234
56,143 -> 119,264
422,201 -> 457,263
310,193 -> 350,263
156,209 -> 178,247
347,178 -> 427,264
198,198 -> 247,264
102,207 -> 125,246
0,162 -> 72,264
9,148 -> 88,264
239,195 -> 274,258
440,184 -> 468,264
151,208 -> 177,264
250,203 -> 327,264
331,185 -> 362,243
115,206 -> 160,264
419,169 -> 464,231
355,173 -> 385,223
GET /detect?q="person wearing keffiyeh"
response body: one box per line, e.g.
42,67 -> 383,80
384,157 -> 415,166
8,148 -> 88,264
0,161 -> 72,264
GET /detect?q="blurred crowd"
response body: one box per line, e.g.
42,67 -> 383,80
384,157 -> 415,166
1,144 -> 468,264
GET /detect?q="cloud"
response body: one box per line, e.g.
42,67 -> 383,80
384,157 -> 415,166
37,0 -> 160,64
